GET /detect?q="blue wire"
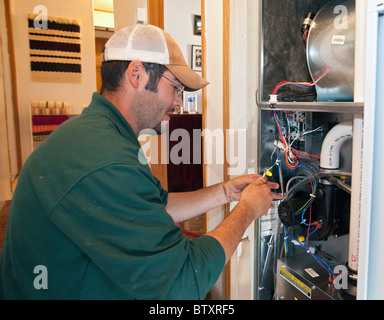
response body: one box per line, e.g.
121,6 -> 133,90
299,162 -> 316,188
301,209 -> 310,226
286,234 -> 335,278
307,228 -> 318,239
275,83 -> 311,94
284,226 -> 289,255
301,209 -> 318,227
273,110 -> 283,129
276,150 -> 283,192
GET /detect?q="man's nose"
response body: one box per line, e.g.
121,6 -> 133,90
173,93 -> 183,106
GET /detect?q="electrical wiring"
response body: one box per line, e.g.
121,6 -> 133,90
301,209 -> 315,227
284,226 -> 289,256
262,162 -> 278,178
292,149 -> 320,160
273,111 -> 300,170
289,125 -> 323,148
286,161 -> 318,216
271,68 -> 330,95
276,148 -> 285,196
283,216 -> 334,283
272,110 -> 320,220
283,210 -> 334,282
273,111 -> 322,166
286,171 -> 352,198
272,82 -> 313,95
271,107 -> 335,281
285,234 -> 335,282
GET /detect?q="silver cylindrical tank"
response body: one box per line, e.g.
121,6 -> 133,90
306,0 -> 355,102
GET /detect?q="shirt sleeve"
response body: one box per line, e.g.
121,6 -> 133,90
49,163 -> 225,299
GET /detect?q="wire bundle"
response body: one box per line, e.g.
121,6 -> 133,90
273,111 -> 321,171
273,111 -> 299,169
270,109 -> 337,282
271,68 -> 330,95
284,230 -> 336,282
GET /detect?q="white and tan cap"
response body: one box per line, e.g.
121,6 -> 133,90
103,24 -> 209,91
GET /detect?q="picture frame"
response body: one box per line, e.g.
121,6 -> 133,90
191,45 -> 202,72
193,15 -> 201,36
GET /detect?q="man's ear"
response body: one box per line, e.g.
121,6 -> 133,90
126,60 -> 145,89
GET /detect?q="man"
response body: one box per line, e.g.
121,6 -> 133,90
0,24 -> 281,299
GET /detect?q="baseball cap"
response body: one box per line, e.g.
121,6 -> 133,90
103,24 -> 209,91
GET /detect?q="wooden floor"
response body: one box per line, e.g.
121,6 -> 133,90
0,200 -> 10,251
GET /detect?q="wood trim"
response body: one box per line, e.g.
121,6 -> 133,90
223,0 -> 231,301
201,0 -> 208,235
201,0 -> 207,177
223,1 -> 230,190
147,0 -> 164,29
201,0 -> 207,126
4,0 -> 22,172
94,9 -> 114,14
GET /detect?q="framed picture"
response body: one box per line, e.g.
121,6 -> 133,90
193,15 -> 201,36
191,45 -> 202,72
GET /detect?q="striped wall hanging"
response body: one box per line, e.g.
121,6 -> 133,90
28,14 -> 82,83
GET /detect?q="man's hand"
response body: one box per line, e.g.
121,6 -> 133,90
223,174 -> 281,203
208,176 -> 282,264
237,177 -> 282,220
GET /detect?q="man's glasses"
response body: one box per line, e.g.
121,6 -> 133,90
144,65 -> 184,98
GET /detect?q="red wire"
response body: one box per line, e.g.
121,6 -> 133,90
293,149 -> 320,159
182,230 -> 202,238
306,173 -> 314,249
272,81 -> 313,94
273,111 -> 299,170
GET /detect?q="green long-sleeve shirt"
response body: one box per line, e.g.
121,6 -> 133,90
0,93 -> 225,300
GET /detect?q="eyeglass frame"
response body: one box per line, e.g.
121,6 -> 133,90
143,64 -> 185,98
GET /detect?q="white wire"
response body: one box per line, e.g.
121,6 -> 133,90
289,125 -> 323,148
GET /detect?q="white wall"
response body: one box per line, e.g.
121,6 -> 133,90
227,0 -> 261,300
204,0 -> 261,300
204,0 -> 225,300
9,0 -> 97,164
164,0 -> 202,113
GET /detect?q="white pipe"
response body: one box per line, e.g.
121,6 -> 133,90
349,117 -> 363,272
320,121 -> 353,170
349,0 -> 367,277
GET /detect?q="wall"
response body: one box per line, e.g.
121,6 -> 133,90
204,0 -> 262,300
114,0 -> 147,31
164,0 -> 202,113
9,0 -> 97,164
204,0 -> 225,300
227,0 -> 261,300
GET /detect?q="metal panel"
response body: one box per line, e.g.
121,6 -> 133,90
307,0 -> 356,101
275,253 -> 341,300
366,10 -> 384,300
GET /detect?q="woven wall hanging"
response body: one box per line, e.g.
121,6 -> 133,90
28,14 -> 82,83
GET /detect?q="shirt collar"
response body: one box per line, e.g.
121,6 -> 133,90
86,92 -> 140,147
